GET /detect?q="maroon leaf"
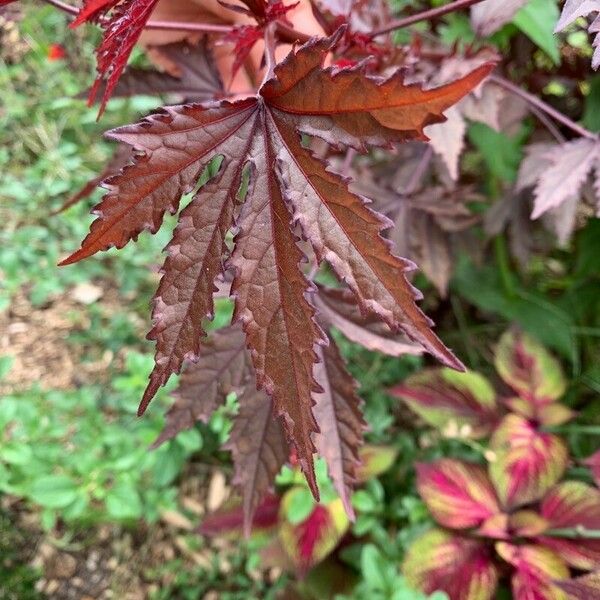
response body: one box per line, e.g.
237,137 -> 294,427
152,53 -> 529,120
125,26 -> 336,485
62,32 -> 491,493
84,39 -> 223,103
71,0 -> 161,115
314,285 -> 424,357
199,493 -> 280,536
312,335 -> 366,518
151,325 -> 251,447
225,387 -> 288,536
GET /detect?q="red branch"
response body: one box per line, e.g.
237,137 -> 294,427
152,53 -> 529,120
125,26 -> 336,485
369,0 -> 486,39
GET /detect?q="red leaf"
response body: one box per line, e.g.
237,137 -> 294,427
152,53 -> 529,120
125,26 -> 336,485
151,325 -> 251,447
403,528 -> 499,600
199,493 -> 280,536
489,415 -> 568,509
84,39 -> 224,104
539,481 -> 600,570
225,387 -> 289,536
312,335 -> 366,519
496,543 -> 569,600
416,459 -> 500,530
63,32 -> 491,493
71,0 -> 161,116
314,285 -> 424,357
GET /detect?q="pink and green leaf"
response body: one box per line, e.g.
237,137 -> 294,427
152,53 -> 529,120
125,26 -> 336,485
585,451 -> 600,489
198,493 -> 280,537
279,487 -> 350,572
416,459 -> 500,530
479,510 -> 548,540
555,571 -> 600,600
391,368 -> 498,439
403,528 -> 499,600
489,415 -> 568,509
354,445 -> 398,483
539,481 -> 600,570
496,543 -> 568,600
494,330 -> 567,417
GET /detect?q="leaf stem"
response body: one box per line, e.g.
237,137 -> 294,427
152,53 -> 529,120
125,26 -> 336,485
261,22 -> 278,86
369,0 -> 486,39
545,527 -> 600,539
490,75 -> 597,140
545,425 -> 600,435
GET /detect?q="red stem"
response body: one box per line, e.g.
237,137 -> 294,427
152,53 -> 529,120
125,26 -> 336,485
369,0 -> 486,39
41,0 -> 311,41
490,74 -> 597,140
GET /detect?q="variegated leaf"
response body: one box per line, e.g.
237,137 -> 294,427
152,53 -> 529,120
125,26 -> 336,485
417,459 -> 500,530
391,368 -> 498,439
489,415 -> 568,509
539,481 -> 600,570
494,330 -> 567,413
555,571 -> 600,600
403,528 -> 499,600
585,450 -> 600,489
479,510 -> 548,540
354,445 -> 398,483
496,543 -> 568,600
279,487 -> 350,572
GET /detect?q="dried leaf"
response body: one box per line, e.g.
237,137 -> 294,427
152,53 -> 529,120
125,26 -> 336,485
416,459 -> 500,530
403,528 -> 499,600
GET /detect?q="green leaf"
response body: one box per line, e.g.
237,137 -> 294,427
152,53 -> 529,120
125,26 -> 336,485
285,486 -> 315,525
468,123 -> 525,183
28,475 -> 79,508
513,0 -> 560,64
105,480 -> 143,520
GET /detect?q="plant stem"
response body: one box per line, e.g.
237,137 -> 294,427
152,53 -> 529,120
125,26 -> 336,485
261,22 -> 278,86
42,0 -> 312,42
370,0 -> 486,39
490,74 -> 597,140
546,425 -> 600,435
545,527 -> 600,539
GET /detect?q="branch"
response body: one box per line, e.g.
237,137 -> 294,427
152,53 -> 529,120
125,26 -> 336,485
369,0 -> 486,39
41,0 -> 311,41
490,74 -> 597,140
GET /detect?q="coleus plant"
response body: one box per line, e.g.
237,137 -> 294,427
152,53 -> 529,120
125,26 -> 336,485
392,329 -> 600,599
49,0 -> 498,506
197,444 -> 398,579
